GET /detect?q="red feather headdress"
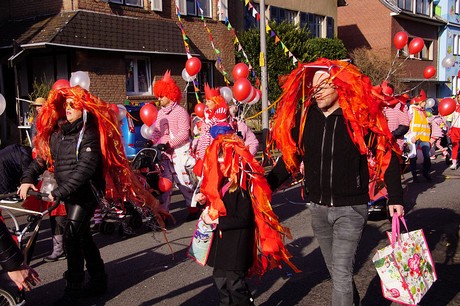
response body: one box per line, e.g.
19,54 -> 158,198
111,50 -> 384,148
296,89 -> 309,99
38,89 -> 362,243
269,58 -> 400,186
200,133 -> 300,276
34,86 -> 168,227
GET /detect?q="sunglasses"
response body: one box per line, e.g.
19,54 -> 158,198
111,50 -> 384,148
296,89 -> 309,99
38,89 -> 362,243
64,100 -> 76,109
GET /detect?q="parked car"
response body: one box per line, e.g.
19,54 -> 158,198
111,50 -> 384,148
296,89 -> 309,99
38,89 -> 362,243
120,105 -> 146,159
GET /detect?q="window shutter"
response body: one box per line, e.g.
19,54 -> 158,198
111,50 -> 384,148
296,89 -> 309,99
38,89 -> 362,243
151,0 -> 162,11
218,0 -> 228,21
176,0 -> 187,15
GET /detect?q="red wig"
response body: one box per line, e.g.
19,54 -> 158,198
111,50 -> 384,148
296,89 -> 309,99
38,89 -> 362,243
201,133 -> 299,276
269,58 -> 400,186
153,70 -> 182,103
34,86 -> 168,227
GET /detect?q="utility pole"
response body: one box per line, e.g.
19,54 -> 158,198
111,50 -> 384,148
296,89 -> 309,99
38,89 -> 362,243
259,0 -> 269,149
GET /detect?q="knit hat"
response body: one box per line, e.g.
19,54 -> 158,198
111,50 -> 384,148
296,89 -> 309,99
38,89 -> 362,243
412,89 -> 427,105
153,70 -> 182,103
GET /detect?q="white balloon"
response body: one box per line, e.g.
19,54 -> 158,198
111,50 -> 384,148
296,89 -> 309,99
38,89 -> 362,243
117,105 -> 127,121
140,123 -> 154,139
425,98 -> 436,109
220,86 -> 233,104
0,93 -> 5,116
70,71 -> 91,90
241,87 -> 255,104
248,90 -> 261,105
181,68 -> 195,83
442,55 -> 455,68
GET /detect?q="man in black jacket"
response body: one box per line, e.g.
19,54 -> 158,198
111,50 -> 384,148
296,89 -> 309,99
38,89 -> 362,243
267,59 -> 404,306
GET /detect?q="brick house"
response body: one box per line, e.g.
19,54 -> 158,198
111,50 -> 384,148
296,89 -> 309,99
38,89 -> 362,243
0,0 -> 236,145
338,0 -> 447,98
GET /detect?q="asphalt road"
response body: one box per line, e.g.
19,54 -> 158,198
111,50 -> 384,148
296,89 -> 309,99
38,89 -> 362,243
2,158 -> 460,306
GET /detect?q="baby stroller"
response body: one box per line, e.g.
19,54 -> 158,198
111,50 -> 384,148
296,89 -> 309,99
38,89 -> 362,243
98,144 -> 165,235
0,191 -> 60,306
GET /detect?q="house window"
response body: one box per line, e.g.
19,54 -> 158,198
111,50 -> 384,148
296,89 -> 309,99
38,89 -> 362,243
420,40 -> 433,60
415,0 -> 430,15
178,0 -> 212,17
309,14 -> 324,38
326,17 -> 334,38
244,3 -> 260,30
270,6 -> 286,24
397,0 -> 413,11
218,0 -> 228,21
126,57 -> 151,95
454,34 -> 459,56
452,76 -> 458,96
401,38 -> 433,60
151,0 -> 162,11
108,0 -> 143,7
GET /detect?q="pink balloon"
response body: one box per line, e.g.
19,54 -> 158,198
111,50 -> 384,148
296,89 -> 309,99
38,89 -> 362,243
232,78 -> 252,102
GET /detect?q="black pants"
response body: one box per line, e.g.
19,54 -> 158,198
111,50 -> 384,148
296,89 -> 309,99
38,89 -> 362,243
64,202 -> 105,283
213,269 -> 254,306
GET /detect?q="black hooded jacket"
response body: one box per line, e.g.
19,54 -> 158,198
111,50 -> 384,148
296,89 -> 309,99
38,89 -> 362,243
21,115 -> 105,205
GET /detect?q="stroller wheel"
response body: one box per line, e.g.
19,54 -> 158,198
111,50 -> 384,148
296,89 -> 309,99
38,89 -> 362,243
100,221 -> 115,234
0,288 -> 18,306
130,210 -> 143,229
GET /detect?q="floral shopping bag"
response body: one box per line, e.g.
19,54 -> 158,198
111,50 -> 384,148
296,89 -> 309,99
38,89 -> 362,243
187,211 -> 215,266
372,215 -> 437,305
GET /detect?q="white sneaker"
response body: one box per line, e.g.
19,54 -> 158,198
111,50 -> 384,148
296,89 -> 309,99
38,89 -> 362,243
450,163 -> 457,170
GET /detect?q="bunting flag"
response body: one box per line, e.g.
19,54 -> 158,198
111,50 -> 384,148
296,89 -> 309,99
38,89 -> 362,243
175,5 -> 202,102
196,0 -> 230,85
241,0 -> 299,65
224,17 -> 260,82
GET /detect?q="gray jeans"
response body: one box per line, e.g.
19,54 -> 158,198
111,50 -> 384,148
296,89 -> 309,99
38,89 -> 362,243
308,203 -> 368,306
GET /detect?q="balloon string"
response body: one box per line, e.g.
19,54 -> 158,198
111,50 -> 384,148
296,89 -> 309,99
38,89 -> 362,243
385,50 -> 400,81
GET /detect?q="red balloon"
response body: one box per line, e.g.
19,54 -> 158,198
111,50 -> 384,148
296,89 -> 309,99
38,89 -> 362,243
52,79 -> 70,91
423,66 -> 436,79
232,78 -> 252,102
457,70 -> 460,78
185,57 -> 202,77
438,98 -> 457,116
393,31 -> 408,50
158,177 -> 173,192
194,103 -> 205,118
408,37 -> 424,55
232,63 -> 249,81
140,103 -> 158,126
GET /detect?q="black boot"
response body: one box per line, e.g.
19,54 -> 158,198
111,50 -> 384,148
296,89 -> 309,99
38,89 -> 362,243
82,272 -> 108,298
54,273 -> 84,306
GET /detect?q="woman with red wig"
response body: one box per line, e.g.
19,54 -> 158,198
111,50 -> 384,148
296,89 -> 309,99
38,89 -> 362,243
18,85 -> 165,305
